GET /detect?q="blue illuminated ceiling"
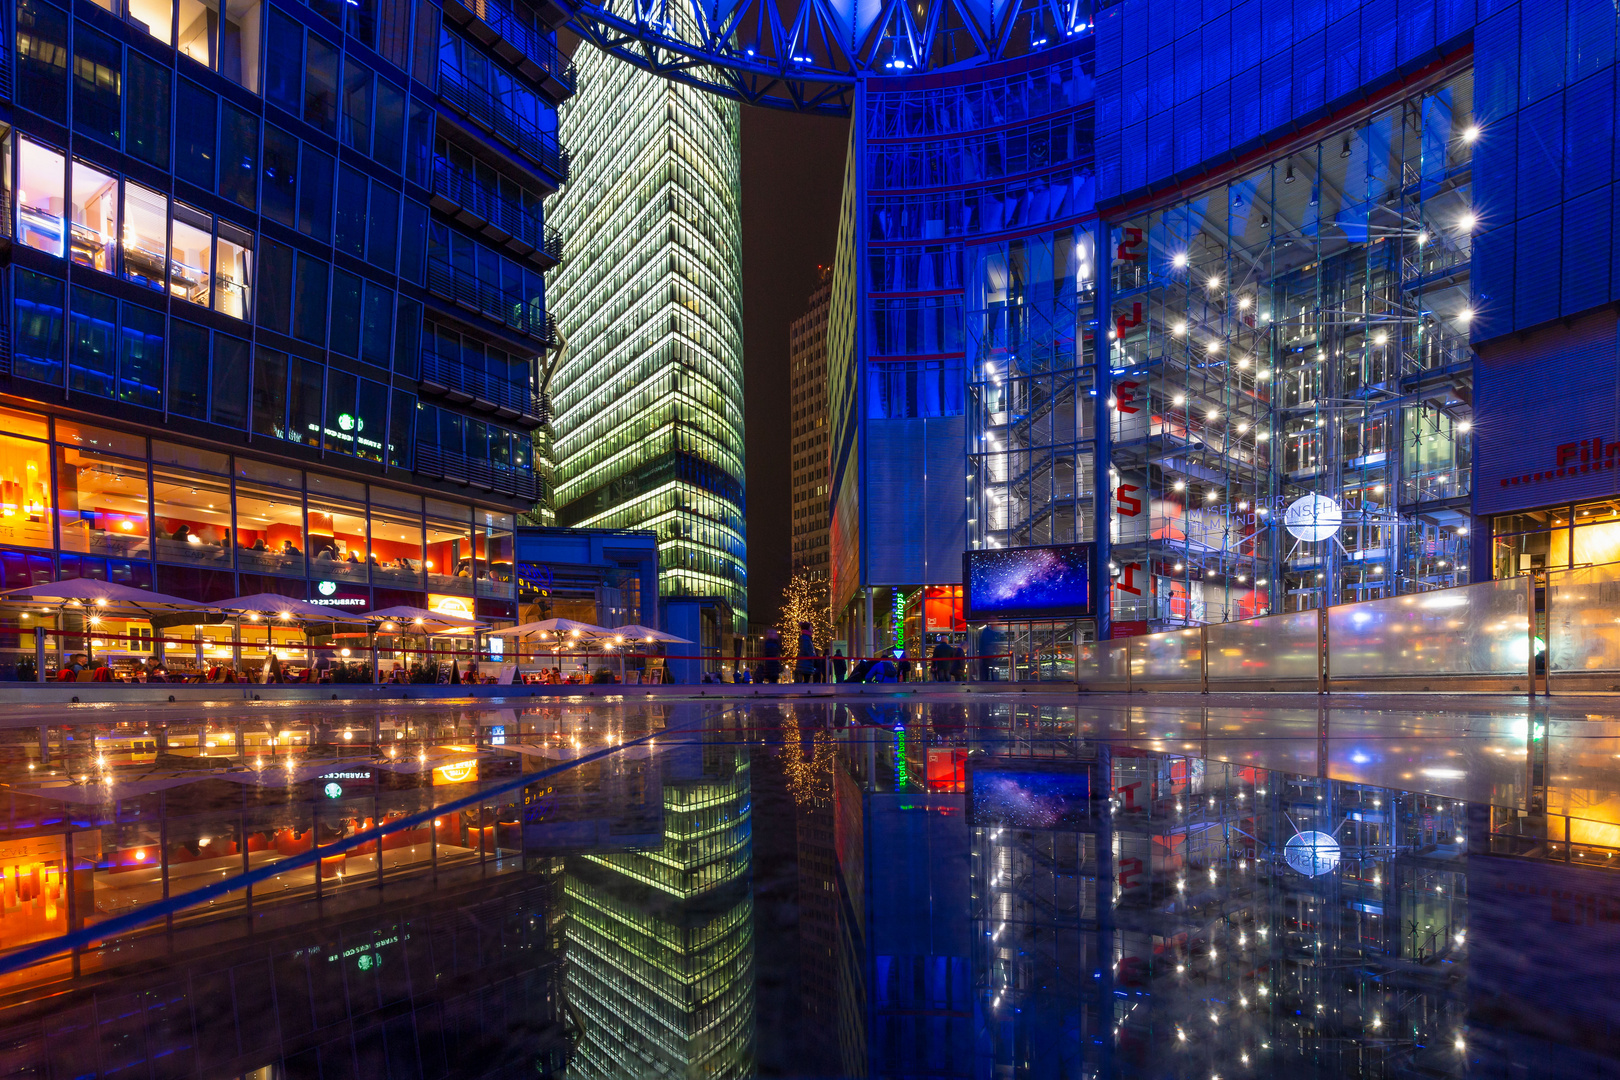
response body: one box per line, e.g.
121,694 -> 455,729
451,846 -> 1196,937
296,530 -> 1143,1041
564,0 -> 1096,115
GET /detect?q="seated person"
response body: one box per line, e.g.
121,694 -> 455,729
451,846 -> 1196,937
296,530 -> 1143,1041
314,547 -> 335,562
170,524 -> 190,542
346,550 -> 361,564
251,537 -> 268,552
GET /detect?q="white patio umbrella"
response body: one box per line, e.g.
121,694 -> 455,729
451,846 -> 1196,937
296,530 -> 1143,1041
0,579 -> 207,673
360,605 -> 487,682
607,624 -> 694,644
0,578 -> 201,613
214,593 -> 362,679
487,618 -> 613,676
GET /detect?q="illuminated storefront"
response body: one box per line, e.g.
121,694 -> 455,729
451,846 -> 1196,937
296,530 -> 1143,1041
0,403 -> 518,677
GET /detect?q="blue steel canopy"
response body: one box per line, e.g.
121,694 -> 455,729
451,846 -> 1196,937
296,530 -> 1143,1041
564,0 -> 1097,115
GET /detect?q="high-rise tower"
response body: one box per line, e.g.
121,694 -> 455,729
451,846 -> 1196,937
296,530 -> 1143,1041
790,267 -> 833,578
546,43 -> 748,638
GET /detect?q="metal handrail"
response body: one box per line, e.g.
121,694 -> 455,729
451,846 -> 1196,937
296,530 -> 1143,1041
415,444 -> 540,499
437,65 -> 571,181
419,349 -> 542,418
425,257 -> 556,345
458,0 -> 577,91
431,158 -> 563,262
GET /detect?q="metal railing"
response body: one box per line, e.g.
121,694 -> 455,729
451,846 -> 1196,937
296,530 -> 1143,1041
415,444 -> 540,500
426,257 -> 557,345
1081,575 -> 1537,694
437,65 -> 571,181
431,158 -> 563,262
419,349 -> 542,418
448,0 -> 577,92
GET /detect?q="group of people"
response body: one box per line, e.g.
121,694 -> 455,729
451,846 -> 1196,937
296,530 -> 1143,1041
722,624 -> 976,684
56,654 -> 174,682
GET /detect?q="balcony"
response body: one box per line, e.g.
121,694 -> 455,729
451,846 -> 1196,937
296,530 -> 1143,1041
438,66 -> 570,184
419,349 -> 544,422
426,256 -> 557,346
415,444 -> 540,501
441,0 -> 576,100
430,158 -> 563,265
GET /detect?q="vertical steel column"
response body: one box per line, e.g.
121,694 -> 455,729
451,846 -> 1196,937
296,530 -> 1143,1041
1093,219 -> 1113,644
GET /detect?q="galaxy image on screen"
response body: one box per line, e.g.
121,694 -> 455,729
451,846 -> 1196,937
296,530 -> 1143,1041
970,767 -> 1092,830
965,545 -> 1089,618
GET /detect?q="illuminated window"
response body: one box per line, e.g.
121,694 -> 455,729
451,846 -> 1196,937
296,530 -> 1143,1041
17,138 -> 66,257
70,161 -> 118,272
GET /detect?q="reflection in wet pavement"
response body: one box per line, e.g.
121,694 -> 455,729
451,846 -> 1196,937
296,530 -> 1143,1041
0,696 -> 1616,1077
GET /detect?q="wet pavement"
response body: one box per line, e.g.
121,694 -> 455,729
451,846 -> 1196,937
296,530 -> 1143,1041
0,695 -> 1616,1077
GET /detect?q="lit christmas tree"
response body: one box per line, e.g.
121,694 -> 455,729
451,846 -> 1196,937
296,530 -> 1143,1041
777,572 -> 832,662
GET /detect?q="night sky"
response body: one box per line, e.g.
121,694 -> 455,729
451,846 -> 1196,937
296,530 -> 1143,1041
739,106 -> 849,627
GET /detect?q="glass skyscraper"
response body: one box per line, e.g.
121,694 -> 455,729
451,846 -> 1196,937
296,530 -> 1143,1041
546,43 -> 748,630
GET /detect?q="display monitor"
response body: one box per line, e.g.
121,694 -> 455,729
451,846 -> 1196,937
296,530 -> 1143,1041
963,543 -> 1091,619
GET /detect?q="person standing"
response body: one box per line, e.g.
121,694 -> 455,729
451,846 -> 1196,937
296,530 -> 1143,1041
832,649 -> 847,683
794,622 -> 817,683
762,628 -> 782,684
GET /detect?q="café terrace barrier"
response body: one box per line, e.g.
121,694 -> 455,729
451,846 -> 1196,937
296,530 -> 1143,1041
1547,561 -> 1620,692
1077,575 -> 1537,694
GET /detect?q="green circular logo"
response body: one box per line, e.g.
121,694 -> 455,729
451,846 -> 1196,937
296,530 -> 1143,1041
324,782 -> 343,799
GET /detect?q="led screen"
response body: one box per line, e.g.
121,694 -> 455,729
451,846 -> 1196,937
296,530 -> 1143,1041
968,763 -> 1093,830
963,544 -> 1091,619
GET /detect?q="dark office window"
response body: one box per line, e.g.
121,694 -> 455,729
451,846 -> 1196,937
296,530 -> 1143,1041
342,59 -> 373,154
293,254 -> 329,345
323,367 -> 357,453
373,80 -> 406,172
329,269 -> 362,357
212,334 -> 250,429
176,80 -> 218,190
125,54 -> 171,169
346,0 -> 378,47
405,99 -> 434,186
168,320 -> 211,419
16,0 -> 68,123
69,288 -> 118,398
252,348 -> 289,438
119,303 -> 165,409
265,7 -> 304,116
308,0 -> 342,26
377,0 -> 410,69
411,0 -> 438,89
288,357 -> 324,446
388,390 -> 415,469
72,24 -> 123,146
304,32 -> 339,134
335,166 -> 368,257
365,185 -> 399,272
14,270 -> 66,385
355,379 -> 387,462
393,298 -> 421,378
360,283 -> 391,367
297,145 -> 335,242
399,199 -> 427,285
257,239 -> 294,334
262,126 -> 299,227
219,102 -> 259,210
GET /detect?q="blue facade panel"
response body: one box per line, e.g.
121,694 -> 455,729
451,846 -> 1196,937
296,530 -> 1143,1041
1471,224 -> 1514,341
1294,31 -> 1327,115
1397,0 -> 1437,65
1562,190 -> 1613,317
1564,70 -> 1616,200
1326,15 -> 1364,101
1513,95 -> 1564,216
1360,0 -> 1398,84
1518,0 -> 1567,106
1568,0 -> 1617,82
1512,207 -> 1561,330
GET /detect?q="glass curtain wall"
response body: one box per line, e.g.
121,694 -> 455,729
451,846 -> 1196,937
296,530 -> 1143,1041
1108,73 -> 1475,624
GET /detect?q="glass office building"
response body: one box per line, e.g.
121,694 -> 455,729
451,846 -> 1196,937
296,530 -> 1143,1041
545,41 -> 748,633
820,0 -> 1614,648
0,0 -> 570,627
564,742 -> 755,1079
